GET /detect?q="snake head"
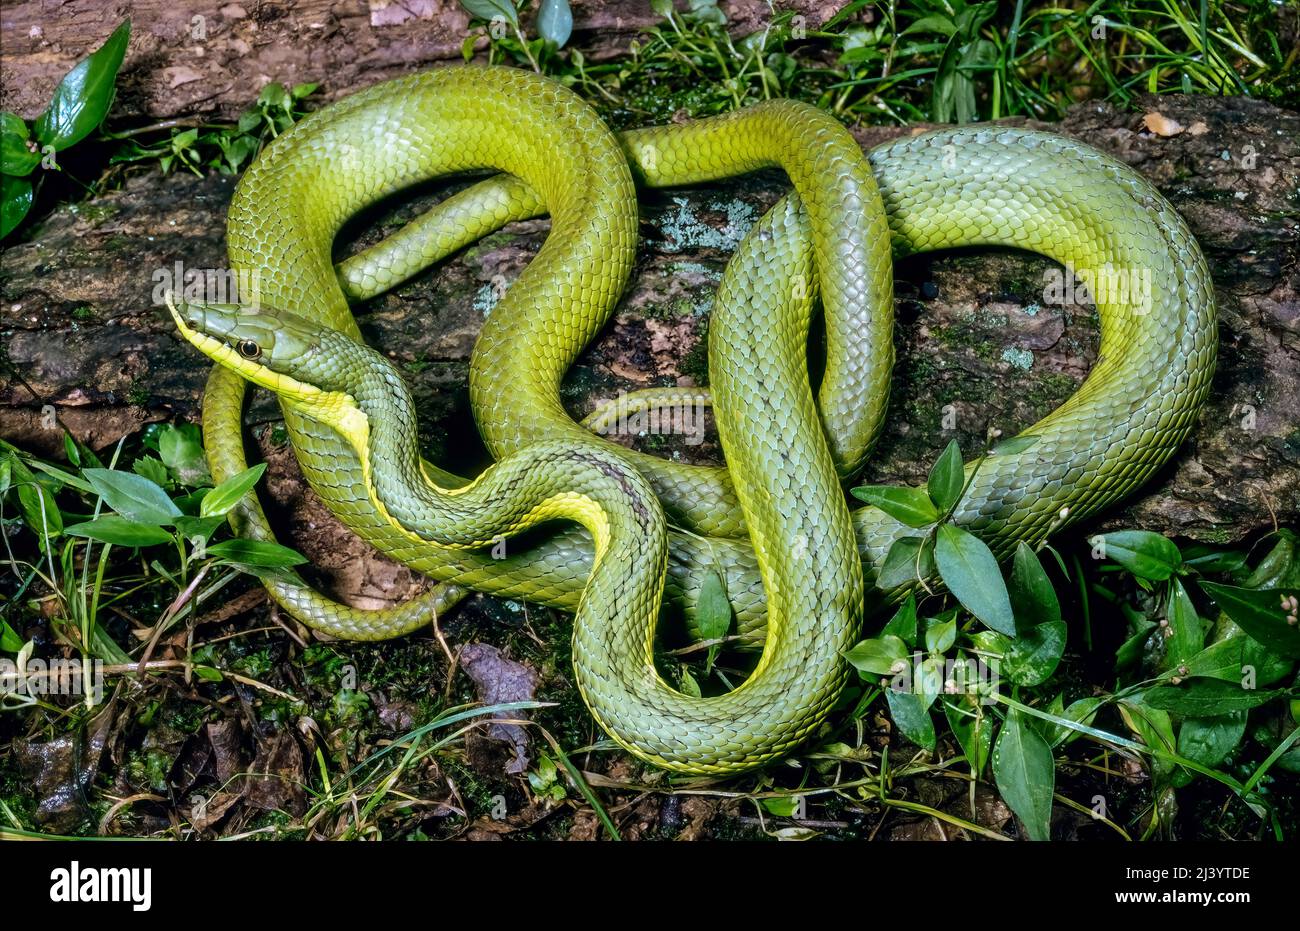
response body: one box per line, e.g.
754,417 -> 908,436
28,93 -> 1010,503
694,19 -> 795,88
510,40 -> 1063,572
167,294 -> 361,401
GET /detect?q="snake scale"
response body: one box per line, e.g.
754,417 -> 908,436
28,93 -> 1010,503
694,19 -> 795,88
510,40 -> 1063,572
170,66 -> 1216,773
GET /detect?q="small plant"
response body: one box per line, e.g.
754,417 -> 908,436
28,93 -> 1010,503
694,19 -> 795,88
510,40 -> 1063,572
1,20 -> 130,238
1,424 -> 305,707
842,439 -> 1299,840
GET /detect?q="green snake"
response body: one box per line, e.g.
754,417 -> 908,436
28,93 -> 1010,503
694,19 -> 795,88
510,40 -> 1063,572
170,66 -> 1216,774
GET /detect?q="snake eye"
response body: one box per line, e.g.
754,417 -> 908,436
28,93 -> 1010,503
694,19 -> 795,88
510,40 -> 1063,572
237,339 -> 261,360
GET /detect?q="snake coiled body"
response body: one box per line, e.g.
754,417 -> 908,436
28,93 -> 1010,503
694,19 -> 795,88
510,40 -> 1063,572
183,66 -> 1216,773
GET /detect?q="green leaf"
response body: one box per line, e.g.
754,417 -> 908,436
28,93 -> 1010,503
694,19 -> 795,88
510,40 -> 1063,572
200,463 -> 266,518
760,796 -> 801,817
257,82 -> 290,111
943,695 -> 993,773
83,468 -> 180,524
992,710 -> 1054,840
926,439 -> 964,513
132,455 -> 171,488
851,485 -> 940,528
1096,530 -> 1182,581
9,459 -> 63,538
1,173 -> 34,238
34,20 -> 131,151
290,82 -> 319,100
0,618 -> 24,652
1144,679 -> 1282,716
1040,697 -> 1103,748
1199,582 -> 1300,658
843,634 -> 909,678
192,664 -> 224,682
880,594 -> 917,647
1181,633 -> 1293,686
651,0 -> 675,18
924,612 -> 956,654
935,524 -> 1015,635
1001,620 -> 1067,687
174,514 -> 227,543
902,14 -> 957,36
205,538 -> 306,568
158,423 -> 209,485
536,0 -> 573,47
1009,542 -> 1060,627
1164,577 -> 1204,669
1,113 -> 40,176
66,515 -> 172,548
1177,712 -> 1246,770
875,536 -> 935,590
461,0 -> 519,26
678,667 -> 701,698
885,688 -> 936,750
695,568 -> 732,671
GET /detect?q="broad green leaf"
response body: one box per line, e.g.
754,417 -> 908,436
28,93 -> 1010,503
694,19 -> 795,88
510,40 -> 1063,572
843,634 -> 909,678
461,0 -> 519,26
1039,696 -> 1103,748
34,20 -> 131,151
1242,529 -> 1298,589
1,173 -> 34,238
850,485 -> 940,528
651,0 -> 674,17
1181,633 -> 1292,686
158,423 -> 209,485
257,82 -> 290,111
1,113 -> 40,176
1009,541 -> 1060,627
1096,530 -> 1182,581
537,0 -> 573,47
174,514 -> 226,543
695,568 -> 732,671
943,695 -> 993,773
760,796 -> 802,817
193,664 -> 224,682
1001,620 -> 1067,687
926,439 -> 964,513
935,524 -> 1015,635
200,463 -> 266,518
1143,679 -> 1282,716
1177,712 -> 1246,770
885,688 -> 936,750
902,14 -> 957,36
1164,577 -> 1204,669
205,538 -> 306,568
0,618 -> 24,652
132,455 -> 171,488
66,515 -> 171,547
8,458 -> 62,538
291,82 -> 319,100
875,535 -> 935,590
924,612 -> 956,654
915,654 -> 945,711
992,710 -> 1054,840
678,667 -> 701,698
1199,582 -> 1300,658
84,467 -> 180,524
880,594 -> 917,647
1119,699 -> 1178,780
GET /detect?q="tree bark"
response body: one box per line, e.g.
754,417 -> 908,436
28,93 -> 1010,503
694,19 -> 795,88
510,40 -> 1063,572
2,92 -> 1297,567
